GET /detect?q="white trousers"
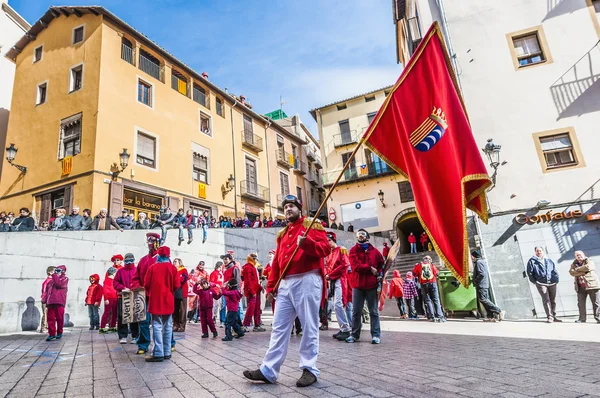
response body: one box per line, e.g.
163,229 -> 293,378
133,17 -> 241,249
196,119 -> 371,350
333,279 -> 351,332
260,271 -> 322,382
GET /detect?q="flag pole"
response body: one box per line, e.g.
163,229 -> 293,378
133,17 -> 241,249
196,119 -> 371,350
272,131 -> 370,292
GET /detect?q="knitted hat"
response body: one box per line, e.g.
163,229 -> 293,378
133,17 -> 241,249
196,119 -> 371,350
227,278 -> 238,289
146,232 -> 160,240
111,254 -> 124,262
281,194 -> 302,210
107,266 -> 118,276
124,253 -> 135,264
157,246 -> 171,258
471,250 -> 482,259
56,265 -> 67,273
326,232 -> 337,242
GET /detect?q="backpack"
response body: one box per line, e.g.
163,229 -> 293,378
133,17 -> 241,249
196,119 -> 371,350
421,263 -> 434,282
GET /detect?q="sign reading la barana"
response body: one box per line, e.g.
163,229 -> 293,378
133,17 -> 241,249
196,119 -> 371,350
515,210 -> 583,225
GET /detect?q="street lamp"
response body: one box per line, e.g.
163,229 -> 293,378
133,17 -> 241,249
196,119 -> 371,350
378,189 -> 386,207
5,143 -> 27,174
482,138 -> 502,187
110,148 -> 130,180
221,174 -> 235,199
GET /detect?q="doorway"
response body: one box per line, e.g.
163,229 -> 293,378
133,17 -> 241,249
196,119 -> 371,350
396,210 -> 426,254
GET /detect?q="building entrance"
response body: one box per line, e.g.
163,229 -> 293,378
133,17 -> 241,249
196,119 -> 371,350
396,211 -> 426,254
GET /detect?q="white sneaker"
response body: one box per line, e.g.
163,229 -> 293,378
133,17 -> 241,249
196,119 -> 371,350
499,310 -> 506,321
119,338 -> 127,344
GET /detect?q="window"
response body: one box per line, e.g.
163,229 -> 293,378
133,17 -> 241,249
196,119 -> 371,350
216,98 -> 224,117
193,153 -> 208,183
365,95 -> 375,102
121,37 -> 133,64
199,111 -> 212,136
280,172 -> 290,196
172,70 -> 188,96
507,26 -> 552,70
33,45 -> 43,63
533,127 -> 585,173
69,64 -> 83,92
296,187 -> 302,203
137,79 -> 153,107
398,181 -> 414,203
193,84 -> 207,107
59,113 -> 82,159
384,90 -> 390,97
36,82 -> 47,105
593,0 -> 600,12
367,112 -> 377,125
72,25 -> 84,45
136,132 -> 156,168
336,103 -> 347,111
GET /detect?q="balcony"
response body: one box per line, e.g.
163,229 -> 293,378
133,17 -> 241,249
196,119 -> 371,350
193,84 -> 209,109
277,150 -> 293,168
139,50 -> 162,81
121,42 -> 133,65
293,159 -> 306,175
333,131 -> 360,148
305,145 -> 316,161
171,73 -> 188,97
308,170 -> 321,186
322,161 -> 395,186
240,181 -> 269,203
242,130 -> 264,152
314,158 -> 323,169
310,200 -> 320,213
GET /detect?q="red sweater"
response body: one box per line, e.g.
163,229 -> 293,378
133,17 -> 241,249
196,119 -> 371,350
408,235 -> 416,244
266,217 -> 330,299
113,264 -> 136,296
177,268 -> 189,299
388,270 -> 404,298
349,243 -> 385,290
242,262 -> 261,297
412,262 -> 439,284
209,269 -> 224,287
326,246 -> 350,306
131,251 -> 157,293
41,276 -> 53,304
144,260 -> 178,315
85,275 -> 103,305
103,276 -> 117,300
221,288 -> 242,311
193,283 -> 220,309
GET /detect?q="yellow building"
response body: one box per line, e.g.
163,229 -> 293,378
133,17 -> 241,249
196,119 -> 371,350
1,6 -> 282,223
311,87 -> 424,251
263,112 -> 324,220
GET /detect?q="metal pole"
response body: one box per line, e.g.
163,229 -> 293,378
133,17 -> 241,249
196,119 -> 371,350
230,101 -> 238,217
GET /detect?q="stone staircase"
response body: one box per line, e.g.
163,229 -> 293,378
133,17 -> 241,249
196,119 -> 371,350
385,251 -> 441,280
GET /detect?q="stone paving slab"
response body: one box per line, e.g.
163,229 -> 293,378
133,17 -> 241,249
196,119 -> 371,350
0,322 -> 599,397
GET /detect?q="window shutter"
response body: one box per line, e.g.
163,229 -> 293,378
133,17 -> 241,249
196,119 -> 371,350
138,134 -> 155,160
109,181 -> 124,219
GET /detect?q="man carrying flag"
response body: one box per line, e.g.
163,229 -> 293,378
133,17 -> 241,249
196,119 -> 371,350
363,22 -> 491,286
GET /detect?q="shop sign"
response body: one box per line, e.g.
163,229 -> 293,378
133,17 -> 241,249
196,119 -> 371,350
244,204 -> 261,215
587,213 -> 600,221
515,210 -> 583,225
123,189 -> 163,212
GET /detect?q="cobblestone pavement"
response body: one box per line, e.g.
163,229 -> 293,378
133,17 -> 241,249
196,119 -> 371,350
1,321 -> 600,398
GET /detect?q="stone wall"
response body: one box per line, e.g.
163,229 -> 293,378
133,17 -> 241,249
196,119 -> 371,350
0,227 -> 384,334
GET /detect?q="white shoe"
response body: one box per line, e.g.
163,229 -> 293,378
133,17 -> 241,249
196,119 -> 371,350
119,338 -> 127,344
499,310 -> 506,321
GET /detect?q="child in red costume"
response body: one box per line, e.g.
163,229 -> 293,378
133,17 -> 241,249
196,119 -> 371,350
221,279 -> 245,341
242,253 -> 265,332
100,266 -> 118,333
193,279 -> 219,338
85,274 -> 103,330
46,265 -> 69,341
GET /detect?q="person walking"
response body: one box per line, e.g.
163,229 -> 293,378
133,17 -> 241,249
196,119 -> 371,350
471,250 -> 503,322
413,256 -> 446,322
113,253 -> 139,343
45,265 -> 69,341
144,246 -> 177,362
131,232 -> 160,354
193,278 -> 219,338
527,247 -> 561,323
569,250 -> 600,323
408,232 -> 417,254
243,194 -> 330,387
325,232 -> 352,341
346,229 -> 384,344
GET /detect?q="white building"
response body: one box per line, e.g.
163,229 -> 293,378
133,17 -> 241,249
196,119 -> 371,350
0,0 -> 29,175
393,0 -> 600,319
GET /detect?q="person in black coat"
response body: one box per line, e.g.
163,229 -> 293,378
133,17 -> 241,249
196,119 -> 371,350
471,250 -> 503,322
12,208 -> 35,232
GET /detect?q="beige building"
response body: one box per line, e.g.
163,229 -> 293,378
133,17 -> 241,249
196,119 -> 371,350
393,0 -> 600,318
311,87 -> 423,251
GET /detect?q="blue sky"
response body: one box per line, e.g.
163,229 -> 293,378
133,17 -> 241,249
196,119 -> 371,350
10,0 -> 402,133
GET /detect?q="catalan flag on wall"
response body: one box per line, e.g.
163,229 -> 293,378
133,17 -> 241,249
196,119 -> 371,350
62,156 -> 73,176
198,183 -> 207,199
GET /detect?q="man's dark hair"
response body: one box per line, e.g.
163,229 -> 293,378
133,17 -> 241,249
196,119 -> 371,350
83,208 -> 91,215
19,207 -> 30,213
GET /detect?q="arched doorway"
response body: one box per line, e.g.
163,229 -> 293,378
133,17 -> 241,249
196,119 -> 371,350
394,208 -> 426,254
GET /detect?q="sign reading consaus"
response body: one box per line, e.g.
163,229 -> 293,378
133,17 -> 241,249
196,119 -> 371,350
515,210 -> 583,225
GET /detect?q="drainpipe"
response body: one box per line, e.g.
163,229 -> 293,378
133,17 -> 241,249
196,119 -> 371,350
264,119 -> 274,218
437,0 -> 463,93
230,101 -> 238,217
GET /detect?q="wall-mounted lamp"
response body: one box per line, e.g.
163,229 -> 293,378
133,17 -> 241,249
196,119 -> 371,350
482,138 -> 504,188
110,148 -> 130,180
5,143 -> 27,174
378,189 -> 385,207
221,174 -> 235,199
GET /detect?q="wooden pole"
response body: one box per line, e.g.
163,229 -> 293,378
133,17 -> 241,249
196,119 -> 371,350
272,132 -> 370,292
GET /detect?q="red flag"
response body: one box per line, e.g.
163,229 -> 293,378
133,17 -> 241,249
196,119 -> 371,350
365,22 -> 491,286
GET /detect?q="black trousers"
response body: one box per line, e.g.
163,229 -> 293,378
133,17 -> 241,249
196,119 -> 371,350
476,287 -> 501,317
117,297 -> 139,339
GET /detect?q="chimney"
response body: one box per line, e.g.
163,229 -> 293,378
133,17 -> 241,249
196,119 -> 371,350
240,95 -> 246,105
202,72 -> 209,79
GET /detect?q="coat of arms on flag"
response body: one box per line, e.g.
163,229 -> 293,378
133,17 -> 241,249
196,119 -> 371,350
410,107 -> 447,152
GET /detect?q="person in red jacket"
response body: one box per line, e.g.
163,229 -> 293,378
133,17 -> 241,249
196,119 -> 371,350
347,229 -> 384,344
100,266 -> 119,334
388,270 -> 407,318
210,262 -> 225,327
408,232 -> 417,254
173,258 -> 189,332
420,232 -> 429,252
113,253 -> 139,343
40,266 -> 56,333
413,255 -> 445,322
382,242 -> 390,259
144,246 -> 178,362
221,279 -> 245,341
45,265 -> 69,341
244,195 -> 330,388
325,232 -> 352,341
263,249 -> 276,313
193,278 -> 219,338
131,232 -> 160,355
85,274 -> 103,330
242,253 -> 265,332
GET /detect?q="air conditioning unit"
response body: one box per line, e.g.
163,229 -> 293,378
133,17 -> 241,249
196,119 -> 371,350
53,198 -> 64,209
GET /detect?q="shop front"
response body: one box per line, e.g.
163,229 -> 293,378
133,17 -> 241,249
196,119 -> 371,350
122,187 -> 164,221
